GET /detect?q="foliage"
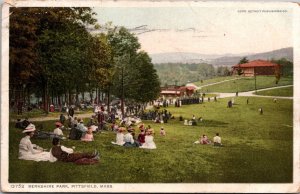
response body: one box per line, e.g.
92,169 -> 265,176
271,58 -> 293,76
107,27 -> 160,103
238,57 -> 249,64
9,9 -> 159,112
154,63 -> 221,86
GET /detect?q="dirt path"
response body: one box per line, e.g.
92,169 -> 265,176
26,112 -> 95,122
210,85 -> 293,100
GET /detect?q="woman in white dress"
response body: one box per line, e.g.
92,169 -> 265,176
140,128 -> 156,149
111,127 -> 126,146
18,124 -> 51,161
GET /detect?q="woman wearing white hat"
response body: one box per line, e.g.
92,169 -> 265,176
111,127 -> 126,146
18,124 -> 51,161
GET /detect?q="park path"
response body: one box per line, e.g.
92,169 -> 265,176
187,77 -> 243,90
28,112 -> 94,122
211,85 -> 293,100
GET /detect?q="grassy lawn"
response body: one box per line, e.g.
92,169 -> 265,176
194,76 -> 239,86
8,97 -> 293,183
200,76 -> 293,93
256,86 -> 293,97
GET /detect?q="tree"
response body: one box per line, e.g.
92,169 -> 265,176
272,58 -> 293,76
9,7 -> 101,112
238,57 -> 249,64
236,57 -> 249,76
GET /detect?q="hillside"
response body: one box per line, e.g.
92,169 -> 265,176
150,47 -> 293,66
211,47 -> 293,66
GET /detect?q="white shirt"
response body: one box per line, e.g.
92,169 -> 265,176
53,127 -> 63,136
19,136 -> 40,155
213,136 -> 222,144
124,133 -> 134,144
140,135 -> 156,149
19,136 -> 51,162
116,132 -> 125,145
77,123 -> 87,132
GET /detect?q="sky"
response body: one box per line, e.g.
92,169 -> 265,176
93,3 -> 294,55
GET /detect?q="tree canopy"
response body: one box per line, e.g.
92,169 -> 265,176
9,8 -> 160,112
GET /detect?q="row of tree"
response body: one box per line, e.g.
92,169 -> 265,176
154,63 -> 231,86
9,7 -> 161,113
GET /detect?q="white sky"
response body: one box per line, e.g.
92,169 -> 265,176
93,3 -> 293,55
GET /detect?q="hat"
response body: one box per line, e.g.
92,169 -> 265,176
22,124 -> 36,133
55,121 -> 62,127
118,127 -> 126,132
147,128 -> 154,134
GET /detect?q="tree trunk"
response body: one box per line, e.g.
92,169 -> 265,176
75,88 -> 79,106
89,91 -> 93,104
81,92 -> 85,102
43,81 -> 49,113
98,88 -> 101,104
68,90 -> 72,105
107,87 -> 110,112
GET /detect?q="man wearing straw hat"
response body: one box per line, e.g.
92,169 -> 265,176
18,124 -> 51,161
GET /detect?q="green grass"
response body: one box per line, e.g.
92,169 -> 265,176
194,76 -> 239,86
200,76 -> 293,93
256,86 -> 293,97
8,97 -> 293,183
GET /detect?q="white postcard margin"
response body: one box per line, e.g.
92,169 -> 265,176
1,0 -> 300,193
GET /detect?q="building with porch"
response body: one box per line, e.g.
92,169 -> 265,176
232,60 -> 280,77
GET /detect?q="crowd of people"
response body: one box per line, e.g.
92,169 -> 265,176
16,93 -> 237,165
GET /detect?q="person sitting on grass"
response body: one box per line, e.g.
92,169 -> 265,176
111,122 -> 119,132
19,124 -> 51,162
49,137 -> 99,165
59,114 -> 66,125
87,117 -> 98,132
160,127 -> 166,136
22,117 -> 31,129
111,127 -> 126,146
123,128 -> 140,147
191,115 -> 197,126
200,134 -> 211,144
137,128 -> 146,145
15,119 -> 23,129
140,128 -> 156,149
53,122 -> 64,137
77,119 -> 88,137
213,133 -> 223,147
81,127 -> 94,142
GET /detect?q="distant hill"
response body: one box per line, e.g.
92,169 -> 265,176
150,52 -> 241,64
150,47 -> 293,65
211,47 -> 293,66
